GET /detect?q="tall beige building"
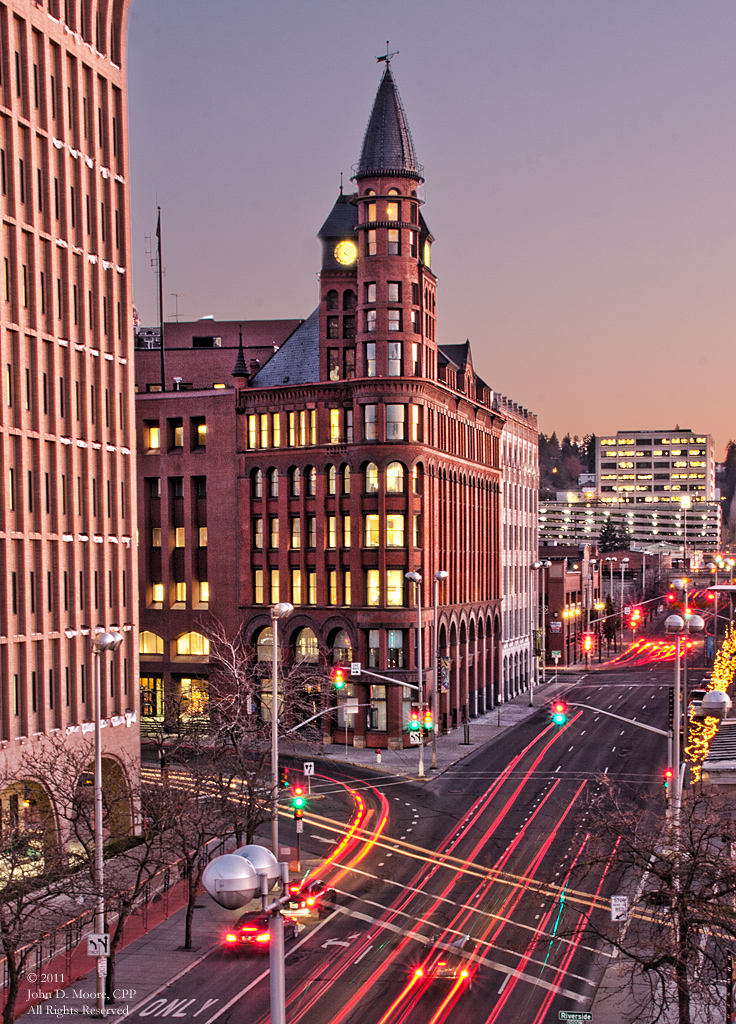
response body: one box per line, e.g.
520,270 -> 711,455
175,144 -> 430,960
0,0 -> 138,836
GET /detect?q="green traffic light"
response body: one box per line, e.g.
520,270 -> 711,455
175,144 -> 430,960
292,795 -> 306,809
552,713 -> 566,725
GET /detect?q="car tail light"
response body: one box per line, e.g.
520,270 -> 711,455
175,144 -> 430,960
225,934 -> 237,943
306,897 -> 315,906
289,884 -> 301,894
438,961 -> 446,967
242,926 -> 257,932
414,968 -> 424,978
460,969 -> 469,979
256,933 -> 270,943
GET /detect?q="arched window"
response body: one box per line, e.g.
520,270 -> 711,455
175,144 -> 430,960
256,627 -> 273,662
412,464 -> 424,495
365,463 -> 379,493
290,467 -> 301,497
295,627 -> 319,663
332,629 -> 353,664
252,469 -> 263,499
326,289 -> 338,311
388,188 -> 400,195
269,468 -> 279,498
386,462 -> 405,493
327,465 -> 337,495
175,631 -> 210,657
342,464 -> 351,495
366,189 -> 375,196
307,466 -> 317,496
139,631 -> 164,655
343,290 -> 356,311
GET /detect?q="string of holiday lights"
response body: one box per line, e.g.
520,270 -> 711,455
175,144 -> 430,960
685,624 -> 736,783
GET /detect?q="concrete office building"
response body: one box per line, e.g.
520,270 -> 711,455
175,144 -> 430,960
0,0 -> 139,840
595,429 -> 716,503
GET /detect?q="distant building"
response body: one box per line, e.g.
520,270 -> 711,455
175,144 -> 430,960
595,429 -> 716,503
539,545 -> 602,667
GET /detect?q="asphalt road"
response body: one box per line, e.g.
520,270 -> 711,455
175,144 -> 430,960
126,661 -> 678,1024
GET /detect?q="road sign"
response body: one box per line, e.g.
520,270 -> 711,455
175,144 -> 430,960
303,762 -> 315,777
296,819 -> 303,834
558,1013 -> 592,1022
551,651 -> 562,660
346,697 -> 359,710
409,731 -> 422,745
610,895 -> 628,922
350,662 -> 361,676
87,933 -> 110,956
550,621 -> 562,633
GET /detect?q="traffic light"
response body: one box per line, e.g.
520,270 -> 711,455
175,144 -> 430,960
630,607 -> 642,629
551,700 -> 568,726
581,633 -> 593,654
408,707 -> 421,731
331,666 -> 346,691
292,786 -> 306,820
666,591 -> 676,604
280,766 -> 290,789
663,767 -> 673,796
423,708 -> 433,732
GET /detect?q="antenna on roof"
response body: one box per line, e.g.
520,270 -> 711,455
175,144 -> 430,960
339,172 -> 343,195
376,41 -> 399,64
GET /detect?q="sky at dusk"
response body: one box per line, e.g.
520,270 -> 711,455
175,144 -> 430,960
126,1 -> 736,455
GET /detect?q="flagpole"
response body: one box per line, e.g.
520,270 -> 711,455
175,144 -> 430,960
157,207 -> 165,391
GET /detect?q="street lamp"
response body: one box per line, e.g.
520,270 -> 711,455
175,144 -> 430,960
680,495 -> 691,570
604,556 -> 617,648
620,557 -> 630,622
405,572 -> 424,778
585,558 -> 598,668
707,562 -> 718,647
665,611 -> 704,817
91,629 -> 124,1012
270,602 -> 294,859
532,560 -> 551,686
432,570 -> 448,770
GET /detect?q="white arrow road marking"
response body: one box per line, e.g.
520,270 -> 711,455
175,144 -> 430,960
322,932 -> 360,949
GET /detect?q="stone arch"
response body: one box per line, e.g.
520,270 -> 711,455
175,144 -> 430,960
449,621 -> 459,730
0,778 -> 60,861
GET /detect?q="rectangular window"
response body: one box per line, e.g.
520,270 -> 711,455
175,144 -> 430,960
327,316 -> 339,339
367,202 -> 376,221
387,309 -> 402,331
270,569 -> 280,604
365,282 -> 376,304
253,518 -> 264,548
386,570 -> 404,606
194,419 -> 207,447
260,413 -> 269,448
199,527 -> 208,547
175,581 -> 186,603
386,199 -> 399,221
248,414 -> 257,449
386,514 -> 405,547
328,348 -> 340,380
411,310 -> 420,334
414,512 -> 422,547
199,582 -> 209,603
175,527 -> 185,547
412,342 -> 420,375
411,404 -> 422,441
368,629 -> 380,668
269,517 -> 279,549
151,527 -> 162,547
367,229 -> 376,256
292,569 -> 302,605
343,514 -> 351,548
308,572 -> 317,605
366,570 -> 380,606
346,409 -> 354,443
364,514 -> 380,547
327,515 -> 337,548
387,629 -> 405,669
365,342 -> 376,377
310,409 -> 317,445
290,517 -> 301,549
343,315 -> 355,339
386,404 -> 405,440
272,413 -> 281,447
366,309 -> 377,332
410,232 -> 417,257
288,411 -> 296,446
344,348 -> 355,378
344,570 -> 351,605
388,342 -> 402,377
307,515 -> 316,548
364,404 -> 378,440
329,570 -> 338,606
388,229 -> 400,255
387,282 -> 401,303
299,410 -> 307,446
330,408 -> 340,443
171,419 -> 183,448
254,569 -> 264,604
151,582 -> 164,604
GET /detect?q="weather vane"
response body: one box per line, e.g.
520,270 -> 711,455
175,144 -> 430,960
376,41 -> 399,64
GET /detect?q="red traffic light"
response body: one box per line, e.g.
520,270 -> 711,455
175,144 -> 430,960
551,700 -> 568,725
666,592 -> 676,603
663,767 -> 673,791
581,633 -> 593,653
331,666 -> 346,690
408,708 -> 421,731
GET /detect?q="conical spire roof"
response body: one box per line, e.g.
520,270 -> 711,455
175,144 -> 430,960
356,64 -> 421,179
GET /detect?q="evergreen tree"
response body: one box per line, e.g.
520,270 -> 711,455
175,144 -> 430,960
598,518 -> 619,552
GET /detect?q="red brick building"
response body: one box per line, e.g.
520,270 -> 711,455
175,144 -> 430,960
136,64 -> 515,748
0,0 -> 139,837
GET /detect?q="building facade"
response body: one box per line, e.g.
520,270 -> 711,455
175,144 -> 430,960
539,545 -> 602,668
0,0 -> 139,839
595,429 -> 716,503
135,64 -> 542,749
498,396 -> 538,697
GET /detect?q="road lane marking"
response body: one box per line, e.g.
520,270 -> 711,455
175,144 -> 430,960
354,944 -> 373,964
498,972 -> 512,994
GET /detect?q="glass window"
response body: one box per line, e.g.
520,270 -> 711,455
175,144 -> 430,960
343,465 -> 351,494
410,233 -> 417,258
366,308 -> 377,332
327,515 -> 337,548
343,316 -> 355,339
365,282 -> 376,304
344,570 -> 351,605
365,462 -> 379,492
411,405 -> 422,441
367,201 -> 376,221
292,569 -> 302,605
386,514 -> 405,547
151,527 -> 161,547
386,462 -> 404,493
199,581 -> 209,603
270,517 -> 279,548
328,349 -> 340,380
365,342 -> 376,376
256,627 -> 273,661
291,517 -> 301,549
270,569 -> 280,603
330,410 -> 340,443
253,469 -> 263,498
269,468 -> 279,497
272,414 -> 281,447
388,342 -> 402,376
386,199 -> 399,221
147,423 -> 160,451
364,405 -> 377,440
369,683 -> 387,731
288,411 -> 296,446
139,631 -> 164,655
366,569 -> 380,606
199,527 -> 208,547
388,229 -> 400,255
175,631 -> 210,656
333,628 -> 353,664
343,514 -> 351,547
171,419 -> 183,448
343,290 -> 356,310
254,569 -> 264,604
296,627 -> 318,661
411,311 -> 420,336
367,229 -> 376,256
329,570 -> 338,606
260,414 -> 269,448
152,583 -> 164,604
326,289 -> 339,310
344,348 -> 355,379
386,405 -> 405,440
291,467 -> 301,497
248,414 -> 257,449
175,527 -> 185,547
310,410 -> 317,445
175,582 -> 187,603
307,466 -> 317,496
308,572 -> 317,605
180,678 -> 209,720
387,629 -> 404,668
368,629 -> 380,669
140,676 -> 164,719
307,515 -> 316,548
365,514 -> 380,547
387,282 -> 401,303
386,570 -> 404,606
299,410 -> 307,446
327,316 -> 339,339
346,409 -> 354,442
414,513 -> 422,547
327,464 -> 337,494
412,464 -> 423,494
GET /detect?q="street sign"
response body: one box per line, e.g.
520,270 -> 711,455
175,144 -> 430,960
409,731 -> 422,745
550,621 -> 562,633
303,762 -> 315,777
346,697 -> 359,711
624,605 -> 631,615
87,933 -> 110,957
350,662 -> 361,676
610,895 -> 628,922
296,819 -> 303,834
551,651 -> 562,660
558,1014 -> 592,1022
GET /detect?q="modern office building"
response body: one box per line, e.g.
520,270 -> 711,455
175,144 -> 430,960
595,429 -> 716,503
135,63 -> 540,749
498,396 -> 539,696
0,0 -> 139,839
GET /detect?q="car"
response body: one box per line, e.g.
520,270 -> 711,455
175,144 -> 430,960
428,935 -> 475,987
223,911 -> 299,950
688,689 -> 707,718
288,877 -> 336,916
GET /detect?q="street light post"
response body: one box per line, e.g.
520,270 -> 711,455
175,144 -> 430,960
605,556 -> 617,649
432,570 -> 448,770
270,602 -> 294,859
532,560 -> 551,685
619,557 -> 629,621
91,629 -> 124,1013
665,611 -> 705,819
406,572 -> 424,778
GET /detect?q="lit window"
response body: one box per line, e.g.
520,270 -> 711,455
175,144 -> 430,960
151,528 -> 161,547
365,342 -> 376,377
328,464 -> 337,494
176,631 -> 210,656
367,229 -> 376,256
307,516 -> 316,548
330,409 -> 340,443
365,462 -> 379,492
292,569 -> 302,605
386,200 -> 399,221
199,527 -> 208,547
254,569 -> 264,604
308,572 -> 317,605
411,405 -> 421,441
366,308 -> 377,332
197,422 -> 207,446
175,582 -> 186,603
386,462 -> 404,492
365,514 -> 380,547
199,582 -> 209,603
344,570 -> 352,605
288,411 -> 296,446
329,571 -> 338,606
147,425 -> 160,451
327,515 -> 337,548
173,423 -> 183,447
139,630 -> 163,655
365,282 -> 376,303
367,202 -> 376,221
291,517 -> 301,548
388,229 -> 400,255
254,518 -> 264,548
386,570 -> 404,606
299,410 -> 307,446
343,514 -> 351,547
175,527 -> 185,547
270,517 -> 279,548
272,414 -> 281,447
386,514 -> 405,547
270,569 -> 280,604
364,405 -> 378,440
260,414 -> 269,448
152,583 -> 164,603
366,569 -> 380,606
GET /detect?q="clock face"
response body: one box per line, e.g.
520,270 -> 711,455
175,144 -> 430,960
334,240 -> 357,266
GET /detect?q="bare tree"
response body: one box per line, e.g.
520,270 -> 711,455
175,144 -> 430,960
575,777 -> 736,1024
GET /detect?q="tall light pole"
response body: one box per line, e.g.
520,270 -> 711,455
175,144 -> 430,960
665,611 -> 704,817
532,560 -> 551,684
619,557 -> 630,641
270,602 -> 294,859
707,561 -> 718,648
605,556 -> 617,648
432,570 -> 448,770
406,572 -> 424,778
585,558 -> 597,668
91,629 -> 124,1013
680,495 -> 691,571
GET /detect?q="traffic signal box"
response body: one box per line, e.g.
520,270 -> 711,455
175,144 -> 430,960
292,786 -> 306,820
408,707 -> 421,731
280,766 -> 290,789
629,607 -> 642,629
423,708 -> 433,732
551,700 -> 568,726
581,633 -> 594,654
663,767 -> 673,797
331,666 -> 347,690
